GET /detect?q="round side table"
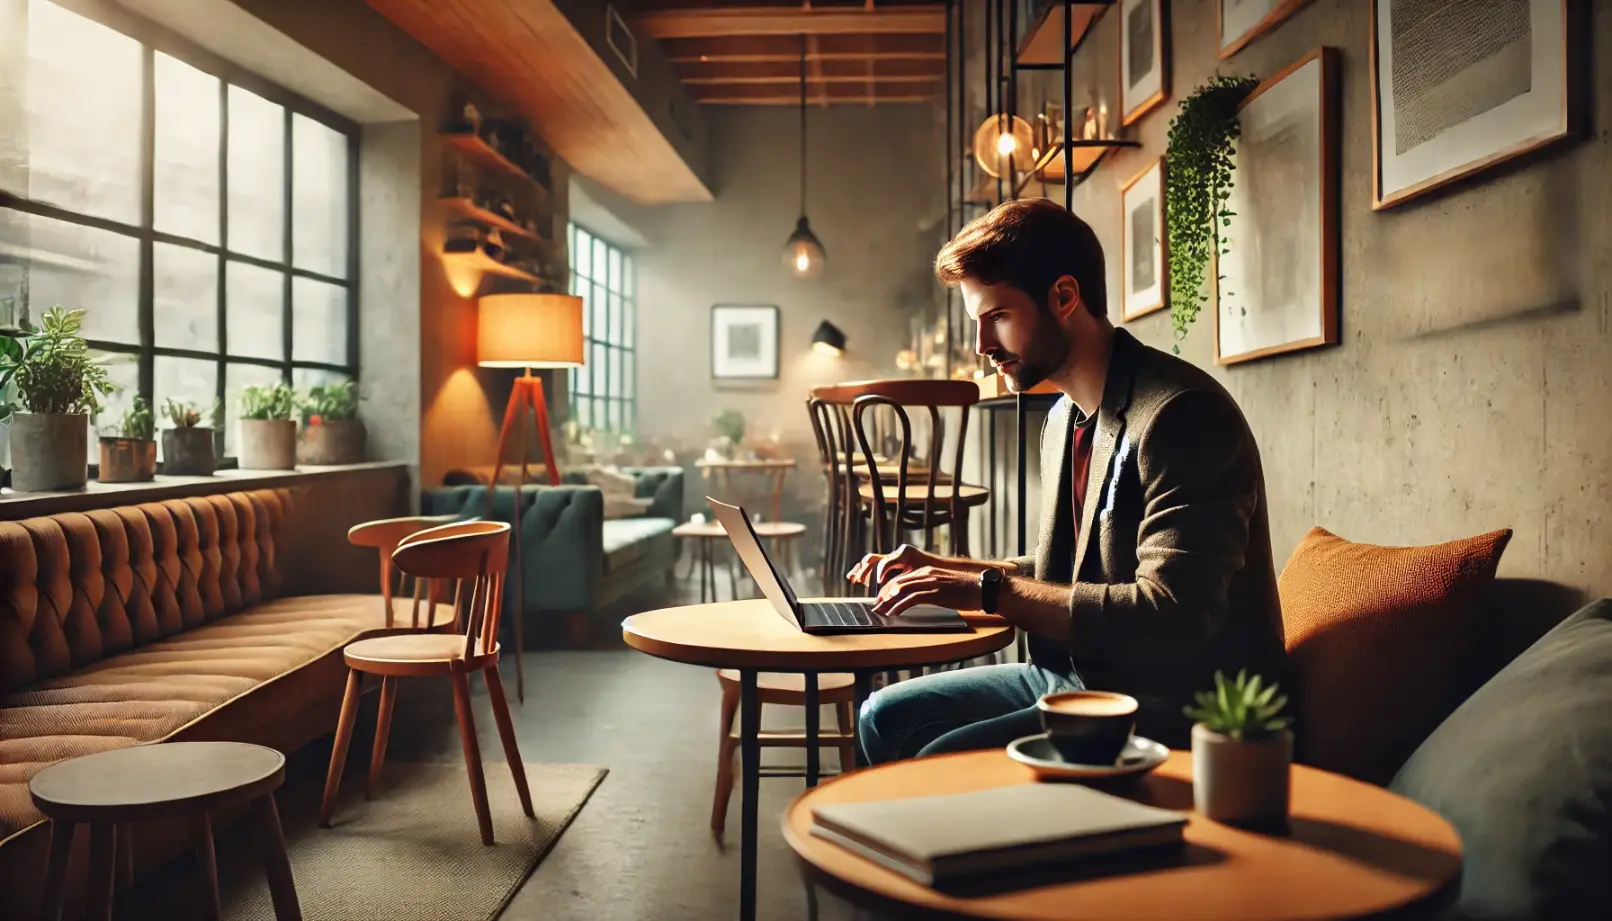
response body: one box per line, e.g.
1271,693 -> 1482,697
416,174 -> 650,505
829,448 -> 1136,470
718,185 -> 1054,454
29,741 -> 302,921
783,749 -> 1463,920
673,520 -> 807,602
623,599 -> 1013,921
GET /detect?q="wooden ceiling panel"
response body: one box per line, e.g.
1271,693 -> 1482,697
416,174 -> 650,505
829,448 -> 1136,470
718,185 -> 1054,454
664,32 -> 946,63
645,3 -> 947,106
638,4 -> 946,39
693,81 -> 935,105
365,0 -> 712,204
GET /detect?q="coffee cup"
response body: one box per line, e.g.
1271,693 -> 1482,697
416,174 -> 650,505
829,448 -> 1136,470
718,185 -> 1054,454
1035,690 -> 1138,765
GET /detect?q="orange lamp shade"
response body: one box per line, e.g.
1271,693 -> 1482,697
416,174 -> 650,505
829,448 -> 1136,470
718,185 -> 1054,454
477,293 -> 585,368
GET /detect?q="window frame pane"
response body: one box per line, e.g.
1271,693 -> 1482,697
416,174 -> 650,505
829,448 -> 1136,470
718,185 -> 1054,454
0,2 -> 359,466
566,222 -> 636,434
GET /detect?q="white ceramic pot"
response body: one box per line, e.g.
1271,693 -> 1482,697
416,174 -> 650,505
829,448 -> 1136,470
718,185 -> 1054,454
238,418 -> 297,470
1191,723 -> 1292,827
10,412 -> 88,492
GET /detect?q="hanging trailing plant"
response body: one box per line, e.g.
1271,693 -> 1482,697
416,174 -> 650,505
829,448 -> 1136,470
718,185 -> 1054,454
1164,74 -> 1259,352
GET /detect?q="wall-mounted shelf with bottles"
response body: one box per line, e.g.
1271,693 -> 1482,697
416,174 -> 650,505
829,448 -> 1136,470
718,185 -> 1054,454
438,102 -> 555,285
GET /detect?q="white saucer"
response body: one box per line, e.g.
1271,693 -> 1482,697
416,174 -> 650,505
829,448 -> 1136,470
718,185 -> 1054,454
1006,733 -> 1170,781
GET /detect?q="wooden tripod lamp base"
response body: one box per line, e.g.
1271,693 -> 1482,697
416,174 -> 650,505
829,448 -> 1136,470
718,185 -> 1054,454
490,371 -> 562,489
477,292 -> 586,700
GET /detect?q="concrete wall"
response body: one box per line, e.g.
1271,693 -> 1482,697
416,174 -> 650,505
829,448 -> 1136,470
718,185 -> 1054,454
227,0 -> 571,490
1000,0 -> 1611,598
613,103 -> 945,523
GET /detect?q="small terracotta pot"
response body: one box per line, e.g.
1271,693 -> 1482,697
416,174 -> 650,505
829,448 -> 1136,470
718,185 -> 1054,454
297,418 -> 365,465
1191,724 -> 1292,828
162,428 -> 216,476
98,437 -> 156,483
239,418 -> 296,470
9,412 -> 88,492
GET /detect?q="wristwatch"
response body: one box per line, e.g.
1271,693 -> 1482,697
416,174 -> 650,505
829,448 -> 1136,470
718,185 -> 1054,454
978,567 -> 1005,615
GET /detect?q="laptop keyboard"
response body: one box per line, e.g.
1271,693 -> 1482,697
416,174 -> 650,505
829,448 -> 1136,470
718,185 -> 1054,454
813,601 -> 877,628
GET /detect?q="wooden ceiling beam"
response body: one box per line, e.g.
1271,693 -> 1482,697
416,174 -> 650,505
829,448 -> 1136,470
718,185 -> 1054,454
680,73 -> 939,85
637,5 -> 946,39
697,94 -> 935,105
670,50 -> 944,63
675,58 -> 942,80
662,31 -> 944,60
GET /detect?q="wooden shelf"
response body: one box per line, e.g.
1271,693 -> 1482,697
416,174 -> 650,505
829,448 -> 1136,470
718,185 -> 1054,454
440,197 -> 541,241
1016,138 -> 1139,194
1015,1 -> 1114,68
442,132 -> 550,194
442,249 -> 540,283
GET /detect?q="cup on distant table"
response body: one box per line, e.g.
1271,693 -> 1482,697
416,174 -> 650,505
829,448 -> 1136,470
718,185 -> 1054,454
1035,690 -> 1138,765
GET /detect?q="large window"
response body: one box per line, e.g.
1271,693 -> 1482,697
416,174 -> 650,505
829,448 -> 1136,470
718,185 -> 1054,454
0,0 -> 357,457
567,223 -> 635,434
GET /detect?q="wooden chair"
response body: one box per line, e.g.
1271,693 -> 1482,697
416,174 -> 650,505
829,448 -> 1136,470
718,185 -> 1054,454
820,379 -> 987,559
347,514 -> 459,629
710,669 -> 857,842
319,520 -> 533,846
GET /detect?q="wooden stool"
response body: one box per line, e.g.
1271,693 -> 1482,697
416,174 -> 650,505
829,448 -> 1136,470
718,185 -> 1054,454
710,668 -> 857,842
29,741 -> 301,921
320,520 -> 533,846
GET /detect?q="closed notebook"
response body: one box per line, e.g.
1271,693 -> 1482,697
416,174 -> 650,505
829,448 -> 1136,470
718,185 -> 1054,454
809,783 -> 1187,887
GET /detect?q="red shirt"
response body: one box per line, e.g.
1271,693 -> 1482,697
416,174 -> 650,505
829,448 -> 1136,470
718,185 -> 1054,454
1071,416 -> 1096,549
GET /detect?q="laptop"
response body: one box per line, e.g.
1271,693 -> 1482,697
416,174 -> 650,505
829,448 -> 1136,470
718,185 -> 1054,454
707,497 -> 972,635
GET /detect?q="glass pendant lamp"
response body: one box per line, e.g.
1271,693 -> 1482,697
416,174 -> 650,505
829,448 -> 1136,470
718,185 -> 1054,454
782,34 -> 825,279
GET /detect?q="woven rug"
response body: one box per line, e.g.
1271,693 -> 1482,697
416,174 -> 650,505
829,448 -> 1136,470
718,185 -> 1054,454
220,762 -> 607,921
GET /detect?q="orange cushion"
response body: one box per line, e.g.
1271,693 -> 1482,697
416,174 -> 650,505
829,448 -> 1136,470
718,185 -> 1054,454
1278,526 -> 1511,785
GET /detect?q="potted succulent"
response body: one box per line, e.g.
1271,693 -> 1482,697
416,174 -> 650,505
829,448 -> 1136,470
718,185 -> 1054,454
1185,669 -> 1294,828
298,379 -> 365,465
0,306 -> 114,492
162,398 -> 220,476
98,396 -> 156,483
238,382 -> 298,469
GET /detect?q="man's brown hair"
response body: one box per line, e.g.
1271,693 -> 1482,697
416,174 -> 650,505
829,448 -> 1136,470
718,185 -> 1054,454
934,199 -> 1107,318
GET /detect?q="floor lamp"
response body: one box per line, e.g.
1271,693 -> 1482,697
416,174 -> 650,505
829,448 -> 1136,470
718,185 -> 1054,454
477,292 -> 585,702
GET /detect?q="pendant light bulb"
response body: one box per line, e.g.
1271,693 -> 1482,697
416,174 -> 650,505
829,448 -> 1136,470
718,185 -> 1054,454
781,32 -> 825,279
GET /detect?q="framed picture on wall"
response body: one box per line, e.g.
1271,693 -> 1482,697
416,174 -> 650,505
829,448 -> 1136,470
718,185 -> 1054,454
711,304 -> 779,380
1215,47 -> 1339,365
1371,0 -> 1575,210
1119,0 -> 1169,126
1218,0 -> 1310,59
1120,158 -> 1167,321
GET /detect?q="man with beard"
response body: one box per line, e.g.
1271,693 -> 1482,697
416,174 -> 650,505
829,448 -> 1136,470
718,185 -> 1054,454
849,199 -> 1286,764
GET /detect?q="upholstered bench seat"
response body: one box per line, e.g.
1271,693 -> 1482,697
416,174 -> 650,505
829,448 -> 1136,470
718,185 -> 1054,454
0,593 -> 444,842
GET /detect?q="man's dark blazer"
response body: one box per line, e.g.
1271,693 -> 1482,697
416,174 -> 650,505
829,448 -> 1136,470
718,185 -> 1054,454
1008,329 -> 1286,748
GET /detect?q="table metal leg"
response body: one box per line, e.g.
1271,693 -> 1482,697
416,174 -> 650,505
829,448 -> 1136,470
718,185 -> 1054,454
852,672 -> 874,769
804,672 -> 820,788
739,669 -> 760,921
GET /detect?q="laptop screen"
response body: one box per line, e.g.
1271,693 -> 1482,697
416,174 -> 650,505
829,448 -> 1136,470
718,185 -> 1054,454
705,498 -> 801,627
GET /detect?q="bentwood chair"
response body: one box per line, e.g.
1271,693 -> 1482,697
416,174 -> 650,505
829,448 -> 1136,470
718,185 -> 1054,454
347,514 -> 459,629
319,520 -> 533,845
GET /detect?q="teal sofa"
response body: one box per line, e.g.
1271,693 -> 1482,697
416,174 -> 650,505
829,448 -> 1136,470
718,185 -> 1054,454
422,466 -> 683,644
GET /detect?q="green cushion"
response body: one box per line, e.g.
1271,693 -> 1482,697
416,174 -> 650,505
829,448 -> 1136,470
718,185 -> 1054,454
602,517 -> 675,575
1390,598 -> 1612,919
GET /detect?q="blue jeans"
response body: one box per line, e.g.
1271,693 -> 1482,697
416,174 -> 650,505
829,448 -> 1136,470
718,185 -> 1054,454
857,663 -> 1084,764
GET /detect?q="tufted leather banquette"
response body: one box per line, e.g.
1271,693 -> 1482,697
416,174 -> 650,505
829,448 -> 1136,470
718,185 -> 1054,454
0,488 -> 423,904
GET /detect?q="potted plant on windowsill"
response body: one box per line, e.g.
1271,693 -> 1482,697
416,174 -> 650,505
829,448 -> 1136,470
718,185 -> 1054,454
99,396 -> 156,483
162,398 -> 220,476
1185,669 -> 1294,828
298,379 -> 365,465
238,382 -> 298,470
0,306 -> 114,492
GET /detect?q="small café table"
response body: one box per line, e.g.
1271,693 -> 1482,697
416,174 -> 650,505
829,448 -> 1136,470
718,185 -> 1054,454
783,749 -> 1463,920
622,599 -> 1013,921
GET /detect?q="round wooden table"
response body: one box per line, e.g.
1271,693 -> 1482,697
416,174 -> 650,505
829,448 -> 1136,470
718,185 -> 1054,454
783,749 -> 1463,920
622,600 -> 1013,921
30,742 -> 302,921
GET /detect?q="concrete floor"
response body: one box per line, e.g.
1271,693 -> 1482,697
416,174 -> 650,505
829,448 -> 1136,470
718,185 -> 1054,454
143,568 -> 876,921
